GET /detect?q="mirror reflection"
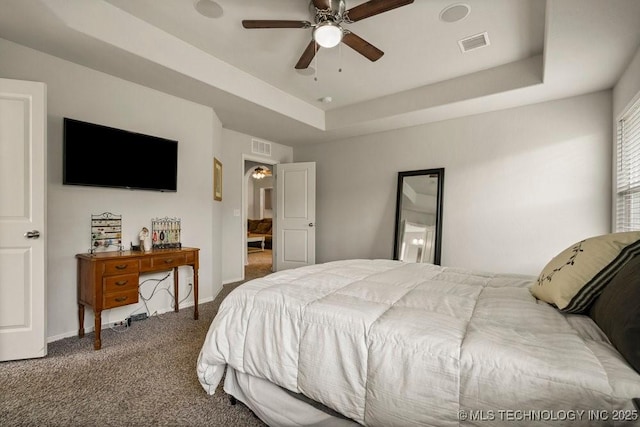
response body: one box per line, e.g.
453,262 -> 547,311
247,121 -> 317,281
393,169 -> 444,265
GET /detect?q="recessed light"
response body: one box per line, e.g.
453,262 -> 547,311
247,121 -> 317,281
318,96 -> 333,104
194,0 -> 223,19
440,4 -> 470,23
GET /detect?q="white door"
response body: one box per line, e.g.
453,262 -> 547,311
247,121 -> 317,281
275,162 -> 316,271
0,78 -> 47,361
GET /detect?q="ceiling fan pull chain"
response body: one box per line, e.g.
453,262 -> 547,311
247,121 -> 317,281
314,43 -> 319,82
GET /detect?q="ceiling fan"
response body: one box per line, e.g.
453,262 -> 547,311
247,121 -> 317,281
242,0 -> 415,69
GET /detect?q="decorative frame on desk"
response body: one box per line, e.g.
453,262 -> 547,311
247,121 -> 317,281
213,157 -> 222,201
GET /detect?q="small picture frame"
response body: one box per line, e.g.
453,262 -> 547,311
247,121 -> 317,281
213,157 -> 222,201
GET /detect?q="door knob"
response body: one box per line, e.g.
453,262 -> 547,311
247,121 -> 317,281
308,223 -> 315,227
24,230 -> 40,239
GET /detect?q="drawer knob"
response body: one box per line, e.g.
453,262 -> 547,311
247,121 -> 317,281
115,280 -> 128,286
164,259 -> 174,264
115,264 -> 128,270
115,296 -> 128,302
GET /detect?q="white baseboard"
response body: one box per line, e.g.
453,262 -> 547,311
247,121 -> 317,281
223,277 -> 243,285
46,296 -> 215,344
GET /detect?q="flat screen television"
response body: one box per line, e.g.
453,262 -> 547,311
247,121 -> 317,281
63,118 -> 178,192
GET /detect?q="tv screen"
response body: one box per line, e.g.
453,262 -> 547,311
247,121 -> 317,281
63,118 -> 178,192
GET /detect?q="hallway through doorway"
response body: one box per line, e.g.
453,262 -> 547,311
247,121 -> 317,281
245,249 -> 272,281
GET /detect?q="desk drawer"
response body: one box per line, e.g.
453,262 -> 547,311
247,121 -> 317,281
103,289 -> 138,309
150,254 -> 186,269
103,273 -> 138,293
103,259 -> 139,275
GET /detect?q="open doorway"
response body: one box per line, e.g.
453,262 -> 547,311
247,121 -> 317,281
243,158 -> 276,281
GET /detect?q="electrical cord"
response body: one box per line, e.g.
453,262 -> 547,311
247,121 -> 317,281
177,283 -> 193,305
137,273 -> 194,319
147,283 -> 193,321
138,272 -> 171,316
108,272 -> 192,332
109,322 -> 129,333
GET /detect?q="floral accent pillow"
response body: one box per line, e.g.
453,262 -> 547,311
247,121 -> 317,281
531,231 -> 640,313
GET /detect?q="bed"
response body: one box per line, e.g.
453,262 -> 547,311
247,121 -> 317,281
197,234 -> 640,426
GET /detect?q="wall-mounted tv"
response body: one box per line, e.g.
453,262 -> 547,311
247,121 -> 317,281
63,118 -> 178,192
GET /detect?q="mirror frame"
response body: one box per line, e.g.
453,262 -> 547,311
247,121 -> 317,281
393,168 -> 445,265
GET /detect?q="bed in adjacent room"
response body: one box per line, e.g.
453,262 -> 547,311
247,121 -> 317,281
197,232 -> 640,426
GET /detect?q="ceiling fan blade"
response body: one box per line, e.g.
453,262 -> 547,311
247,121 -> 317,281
242,20 -> 310,29
342,32 -> 384,62
346,0 -> 414,22
295,40 -> 319,69
312,0 -> 331,9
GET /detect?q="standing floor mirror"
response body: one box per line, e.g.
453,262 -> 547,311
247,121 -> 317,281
393,168 -> 444,265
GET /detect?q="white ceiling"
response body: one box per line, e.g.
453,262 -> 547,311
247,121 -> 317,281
1,0 -> 640,147
104,0 -> 546,109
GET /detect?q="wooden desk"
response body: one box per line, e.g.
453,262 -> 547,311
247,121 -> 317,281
76,247 -> 199,350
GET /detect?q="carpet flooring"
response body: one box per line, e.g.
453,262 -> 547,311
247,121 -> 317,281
245,249 -> 273,281
0,258 -> 274,427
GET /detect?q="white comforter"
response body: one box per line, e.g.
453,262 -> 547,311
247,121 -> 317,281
197,260 -> 640,426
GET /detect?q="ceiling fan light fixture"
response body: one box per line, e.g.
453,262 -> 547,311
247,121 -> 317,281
252,167 -> 266,179
252,166 -> 272,180
313,22 -> 343,48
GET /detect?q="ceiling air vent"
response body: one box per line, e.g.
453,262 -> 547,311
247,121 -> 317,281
458,32 -> 490,53
252,139 -> 272,157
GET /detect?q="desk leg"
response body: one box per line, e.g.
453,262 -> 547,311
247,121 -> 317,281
174,266 -> 179,312
94,310 -> 102,350
193,265 -> 199,320
78,303 -> 85,338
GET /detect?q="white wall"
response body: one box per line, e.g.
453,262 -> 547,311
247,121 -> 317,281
244,163 -> 274,219
294,91 -> 613,275
613,46 -> 640,118
252,177 -> 274,219
221,129 -> 292,283
0,38 -> 222,341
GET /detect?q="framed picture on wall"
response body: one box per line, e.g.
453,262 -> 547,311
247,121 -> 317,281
213,157 -> 222,201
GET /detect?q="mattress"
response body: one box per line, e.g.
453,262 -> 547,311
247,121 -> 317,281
197,259 -> 640,426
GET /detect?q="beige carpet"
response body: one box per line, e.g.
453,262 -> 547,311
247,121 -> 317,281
245,249 -> 273,281
0,277 -> 270,426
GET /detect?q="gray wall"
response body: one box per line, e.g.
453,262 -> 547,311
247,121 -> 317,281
294,91 -> 613,275
0,38 -> 222,341
613,46 -> 640,119
221,129 -> 292,284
